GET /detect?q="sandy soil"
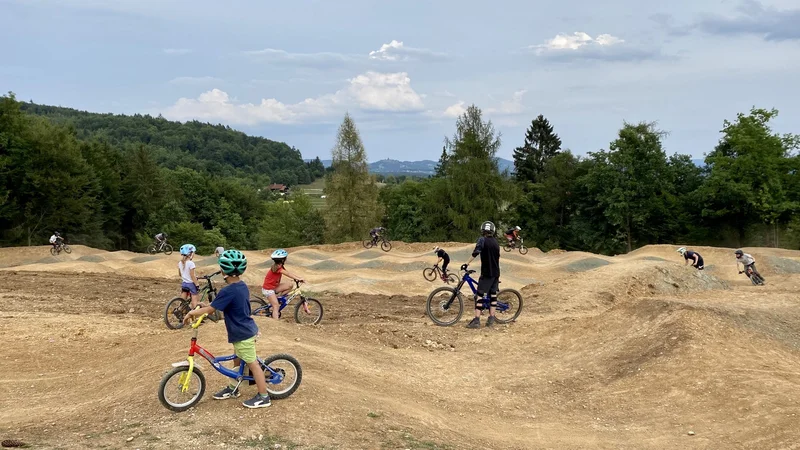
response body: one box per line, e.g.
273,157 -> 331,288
1,243 -> 799,449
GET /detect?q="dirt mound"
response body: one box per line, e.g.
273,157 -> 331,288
564,257 -> 611,272
77,255 -> 106,263
765,256 -> 800,274
128,255 -> 160,263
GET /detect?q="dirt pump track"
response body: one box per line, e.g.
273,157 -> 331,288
1,243 -> 800,449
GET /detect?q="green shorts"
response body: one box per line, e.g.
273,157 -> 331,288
232,336 -> 257,364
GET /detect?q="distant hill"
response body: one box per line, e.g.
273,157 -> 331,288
306,158 -> 516,176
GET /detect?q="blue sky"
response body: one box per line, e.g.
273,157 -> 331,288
2,0 -> 799,162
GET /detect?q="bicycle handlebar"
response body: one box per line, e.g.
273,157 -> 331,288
191,313 -> 208,329
198,271 -> 222,280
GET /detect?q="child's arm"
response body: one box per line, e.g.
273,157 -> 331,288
190,267 -> 200,286
282,270 -> 304,282
184,305 -> 217,324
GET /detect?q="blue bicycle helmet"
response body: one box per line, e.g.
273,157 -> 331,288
271,249 -> 288,259
179,244 -> 196,256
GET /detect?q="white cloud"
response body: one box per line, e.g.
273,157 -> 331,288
162,48 -> 192,55
486,89 -> 527,115
168,76 -> 222,85
369,40 -> 448,62
242,48 -> 355,68
530,32 -> 660,62
442,101 -> 467,118
162,71 -> 424,125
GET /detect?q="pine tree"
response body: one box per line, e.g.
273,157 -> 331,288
324,113 -> 382,242
512,114 -> 562,184
433,145 -> 448,177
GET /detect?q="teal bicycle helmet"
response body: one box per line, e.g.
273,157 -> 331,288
179,244 -> 196,256
218,249 -> 247,275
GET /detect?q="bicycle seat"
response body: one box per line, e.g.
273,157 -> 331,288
467,270 -> 476,274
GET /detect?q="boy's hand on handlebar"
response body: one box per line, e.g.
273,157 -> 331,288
460,264 -> 469,271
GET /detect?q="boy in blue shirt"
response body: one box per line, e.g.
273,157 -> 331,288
183,249 -> 271,409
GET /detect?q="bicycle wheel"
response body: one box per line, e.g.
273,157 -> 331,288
494,289 -> 523,324
294,297 -> 323,324
503,244 -> 512,252
519,245 -> 529,255
249,297 -> 268,317
50,247 -> 57,256
147,244 -> 157,255
163,244 -> 173,256
381,240 -> 392,252
261,354 -> 302,399
423,267 -> 437,282
362,239 -> 374,249
62,245 -> 72,254
426,287 -> 464,326
158,365 -> 206,412
164,297 -> 190,329
446,273 -> 459,284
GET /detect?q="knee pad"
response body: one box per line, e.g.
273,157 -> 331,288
489,293 -> 498,308
474,294 -> 486,310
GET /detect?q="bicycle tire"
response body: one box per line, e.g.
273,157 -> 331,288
63,245 -> 72,254
519,246 -> 528,255
423,267 -> 437,282
494,288 -> 523,324
147,244 -> 157,255
294,297 -> 323,324
261,353 -> 302,399
158,365 -> 206,412
381,240 -> 392,252
164,244 -> 173,255
362,239 -> 374,249
503,244 -> 512,252
446,273 -> 459,284
50,247 -> 57,256
249,297 -> 268,317
164,297 -> 190,329
425,286 -> 464,326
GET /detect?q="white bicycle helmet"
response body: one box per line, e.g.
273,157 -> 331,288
515,226 -> 521,231
677,247 -> 687,255
271,248 -> 288,260
433,246 -> 440,252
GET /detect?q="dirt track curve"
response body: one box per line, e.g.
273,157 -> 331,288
1,243 -> 799,449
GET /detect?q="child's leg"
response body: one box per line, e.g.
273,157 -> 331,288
190,292 -> 200,309
267,293 -> 280,319
246,360 -> 267,395
275,281 -> 293,295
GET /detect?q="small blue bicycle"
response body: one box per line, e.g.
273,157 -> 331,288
425,265 -> 523,326
158,313 -> 303,412
249,280 -> 324,324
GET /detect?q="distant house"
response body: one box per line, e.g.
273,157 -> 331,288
269,183 -> 288,194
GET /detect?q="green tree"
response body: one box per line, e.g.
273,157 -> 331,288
439,105 -> 513,241
433,146 -> 448,178
324,113 -> 382,242
512,115 -> 562,184
582,122 -> 672,253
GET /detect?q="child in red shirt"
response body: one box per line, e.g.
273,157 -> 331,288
262,249 -> 304,319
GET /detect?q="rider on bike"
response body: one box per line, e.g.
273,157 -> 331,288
678,247 -> 704,270
433,246 -> 450,281
214,246 -> 225,258
261,249 -> 305,320
369,227 -> 386,245
735,249 -> 763,280
178,244 -> 201,309
463,221 -> 501,329
49,232 -> 63,251
504,226 -> 521,246
183,249 -> 273,409
154,232 -> 168,248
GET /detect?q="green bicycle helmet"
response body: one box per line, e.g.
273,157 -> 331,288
218,249 -> 248,276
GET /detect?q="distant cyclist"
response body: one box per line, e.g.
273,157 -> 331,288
178,244 -> 201,309
735,249 -> 763,280
677,247 -> 704,270
433,246 -> 450,281
369,227 -> 386,245
504,226 -> 521,246
463,221 -> 501,329
49,231 -> 63,251
154,232 -> 168,248
214,246 -> 225,258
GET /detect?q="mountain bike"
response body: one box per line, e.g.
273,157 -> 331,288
739,265 -> 765,286
425,266 -> 523,326
49,241 -> 71,256
147,240 -> 173,255
363,235 -> 392,252
249,281 -> 323,325
423,264 -> 459,284
164,271 -> 223,329
158,313 -> 302,412
503,237 -> 529,255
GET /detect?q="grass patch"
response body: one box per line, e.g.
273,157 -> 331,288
241,434 -> 299,449
564,257 -> 611,272
367,411 -> 382,418
381,432 -> 453,450
294,177 -> 327,210
78,255 -> 106,262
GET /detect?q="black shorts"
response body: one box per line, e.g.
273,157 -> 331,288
477,276 -> 499,296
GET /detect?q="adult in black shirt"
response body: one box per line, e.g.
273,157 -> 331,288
678,247 -> 704,270
463,220 -> 500,328
433,246 -> 450,278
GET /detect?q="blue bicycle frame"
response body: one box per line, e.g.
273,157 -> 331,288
452,269 -> 511,312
